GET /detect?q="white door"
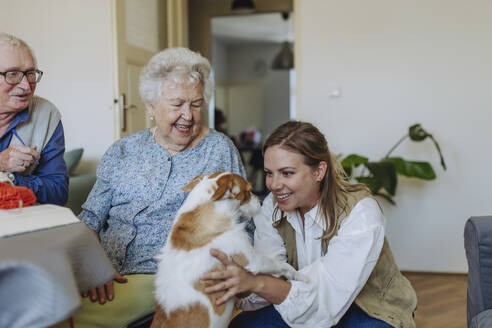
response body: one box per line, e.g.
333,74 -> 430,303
113,0 -> 189,139
112,0 -> 166,138
112,0 -> 189,139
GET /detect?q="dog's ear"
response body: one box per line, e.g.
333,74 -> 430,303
232,175 -> 253,205
182,174 -> 208,192
211,173 -> 252,205
211,175 -> 230,201
182,171 -> 226,192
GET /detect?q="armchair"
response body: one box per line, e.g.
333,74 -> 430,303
64,148 -> 96,215
464,216 -> 492,327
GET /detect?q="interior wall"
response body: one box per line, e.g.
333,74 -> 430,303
226,43 -> 290,139
296,0 -> 492,272
211,39 -> 229,85
0,0 -> 115,173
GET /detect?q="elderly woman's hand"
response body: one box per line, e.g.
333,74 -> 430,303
82,270 -> 128,305
200,248 -> 257,306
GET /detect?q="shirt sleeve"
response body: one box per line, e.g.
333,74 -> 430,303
239,194 -> 288,310
78,144 -> 117,232
243,195 -> 386,327
13,122 -> 69,205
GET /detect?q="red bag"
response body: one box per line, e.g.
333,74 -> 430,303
0,182 -> 36,209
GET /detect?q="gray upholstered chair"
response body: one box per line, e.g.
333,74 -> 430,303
64,148 -> 96,215
464,216 -> 492,327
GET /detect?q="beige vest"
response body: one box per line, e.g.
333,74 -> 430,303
274,191 -> 417,328
9,96 -> 61,176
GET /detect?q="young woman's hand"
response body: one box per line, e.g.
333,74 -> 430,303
201,248 -> 257,306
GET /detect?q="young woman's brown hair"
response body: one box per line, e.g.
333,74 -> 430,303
263,120 -> 369,240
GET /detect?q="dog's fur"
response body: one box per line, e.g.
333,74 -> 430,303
150,172 -> 305,328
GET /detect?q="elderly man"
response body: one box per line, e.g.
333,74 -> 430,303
0,33 -> 68,205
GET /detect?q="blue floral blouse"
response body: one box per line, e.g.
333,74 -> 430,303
79,129 -> 246,275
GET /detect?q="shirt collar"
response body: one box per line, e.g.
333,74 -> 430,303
13,107 -> 29,124
2,108 -> 29,139
272,202 -> 328,231
303,204 -> 329,231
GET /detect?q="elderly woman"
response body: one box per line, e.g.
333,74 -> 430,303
56,48 -> 245,328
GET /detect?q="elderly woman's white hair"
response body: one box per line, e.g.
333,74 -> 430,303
139,47 -> 212,107
0,33 -> 37,66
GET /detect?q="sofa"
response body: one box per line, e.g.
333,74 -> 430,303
464,216 -> 492,327
64,148 -> 96,215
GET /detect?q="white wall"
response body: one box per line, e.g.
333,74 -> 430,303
226,42 -> 290,138
296,0 -> 492,272
211,39 -> 228,85
0,0 -> 115,173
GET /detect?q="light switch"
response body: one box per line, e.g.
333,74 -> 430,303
330,87 -> 342,98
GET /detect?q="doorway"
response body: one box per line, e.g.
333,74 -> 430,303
112,0 -> 188,139
211,12 -> 295,195
112,0 -> 166,139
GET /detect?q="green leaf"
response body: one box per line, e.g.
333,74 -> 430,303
409,123 -> 429,141
365,161 -> 398,196
341,154 -> 368,168
347,123 -> 446,206
356,176 -> 381,194
385,157 -> 436,180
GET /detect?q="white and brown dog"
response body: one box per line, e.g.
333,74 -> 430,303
151,171 -> 304,328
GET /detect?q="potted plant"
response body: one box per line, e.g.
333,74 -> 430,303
341,124 -> 446,204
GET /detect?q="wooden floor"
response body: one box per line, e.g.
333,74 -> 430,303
403,272 -> 468,328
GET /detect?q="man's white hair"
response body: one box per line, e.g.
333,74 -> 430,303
139,47 -> 212,108
0,33 -> 37,67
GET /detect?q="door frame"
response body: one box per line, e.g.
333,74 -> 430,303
110,0 -> 189,140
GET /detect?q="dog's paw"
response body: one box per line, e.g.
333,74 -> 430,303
282,270 -> 309,283
279,264 -> 309,283
291,271 -> 310,283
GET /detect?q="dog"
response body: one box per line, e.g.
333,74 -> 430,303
150,171 -> 305,328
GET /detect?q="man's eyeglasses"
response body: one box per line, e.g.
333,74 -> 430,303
0,70 -> 43,85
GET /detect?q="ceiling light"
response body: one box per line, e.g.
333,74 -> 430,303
272,12 -> 294,70
272,41 -> 294,70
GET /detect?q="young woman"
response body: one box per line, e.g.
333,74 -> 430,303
202,121 -> 417,327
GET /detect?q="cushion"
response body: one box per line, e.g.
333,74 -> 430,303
465,217 -> 492,326
63,148 -> 83,175
65,173 -> 97,215
472,309 -> 492,328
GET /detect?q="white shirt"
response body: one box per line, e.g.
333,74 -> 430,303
240,193 -> 385,327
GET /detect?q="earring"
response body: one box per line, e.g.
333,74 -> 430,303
150,115 -> 155,121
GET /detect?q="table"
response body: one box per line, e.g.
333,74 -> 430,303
0,206 -> 115,328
